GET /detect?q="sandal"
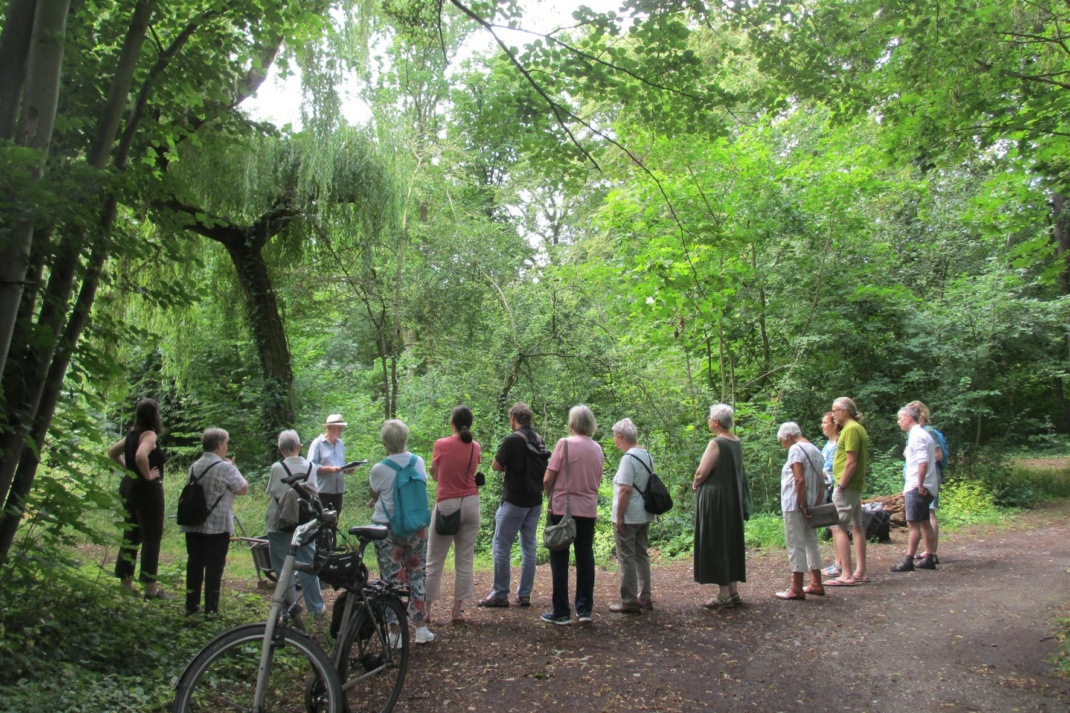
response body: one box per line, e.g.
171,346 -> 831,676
774,589 -> 805,601
702,594 -> 735,610
823,565 -> 842,578
803,585 -> 825,596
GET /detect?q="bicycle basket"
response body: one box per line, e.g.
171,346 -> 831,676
317,551 -> 368,589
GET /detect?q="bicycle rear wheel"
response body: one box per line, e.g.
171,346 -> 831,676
173,623 -> 342,713
337,593 -> 409,713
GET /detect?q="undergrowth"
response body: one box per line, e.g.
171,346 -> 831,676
0,573 -> 269,713
1052,617 -> 1070,679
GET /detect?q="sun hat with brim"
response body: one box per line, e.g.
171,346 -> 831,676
324,414 -> 348,428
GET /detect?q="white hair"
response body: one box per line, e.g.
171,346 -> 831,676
709,403 -> 734,429
777,422 -> 802,440
612,418 -> 638,443
277,429 -> 301,454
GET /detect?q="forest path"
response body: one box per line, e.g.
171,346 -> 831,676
397,502 -> 1070,712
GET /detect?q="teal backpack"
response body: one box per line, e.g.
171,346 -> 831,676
382,455 -> 431,537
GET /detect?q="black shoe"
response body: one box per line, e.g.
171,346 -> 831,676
890,556 -> 915,572
916,555 -> 938,570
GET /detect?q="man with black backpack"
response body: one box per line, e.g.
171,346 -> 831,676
478,403 -> 549,609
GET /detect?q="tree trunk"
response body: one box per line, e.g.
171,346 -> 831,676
0,0 -> 70,384
221,234 -> 297,434
0,232 -> 109,557
0,1 -> 157,556
1051,193 -> 1070,432
0,0 -> 37,139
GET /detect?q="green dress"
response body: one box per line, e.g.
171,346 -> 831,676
694,436 -> 748,585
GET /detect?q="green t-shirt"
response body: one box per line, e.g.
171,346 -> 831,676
833,420 -> 869,493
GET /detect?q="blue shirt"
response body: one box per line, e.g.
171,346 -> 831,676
821,439 -> 837,485
307,434 -> 346,494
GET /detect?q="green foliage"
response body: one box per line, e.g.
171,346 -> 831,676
939,477 -> 1002,527
743,513 -> 787,551
0,576 -> 268,712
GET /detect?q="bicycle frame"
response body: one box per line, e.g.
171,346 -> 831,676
253,517 -> 325,709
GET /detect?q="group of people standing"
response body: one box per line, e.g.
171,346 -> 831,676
688,396 -> 948,608
108,393 -> 948,634
765,397 -> 948,602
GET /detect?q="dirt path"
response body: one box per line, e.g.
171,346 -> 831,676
396,502 -> 1070,712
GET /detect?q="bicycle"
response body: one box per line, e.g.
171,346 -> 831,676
312,523 -> 411,713
172,471 -> 410,713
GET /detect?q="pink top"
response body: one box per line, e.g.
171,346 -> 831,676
546,435 -> 604,518
431,435 -> 481,501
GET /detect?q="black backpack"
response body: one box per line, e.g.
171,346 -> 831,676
517,430 -> 550,501
176,461 -> 225,526
625,452 -> 674,515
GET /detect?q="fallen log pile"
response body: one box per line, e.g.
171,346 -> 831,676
865,493 -> 906,528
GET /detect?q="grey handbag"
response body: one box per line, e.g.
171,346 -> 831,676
542,441 -> 576,551
807,502 -> 839,528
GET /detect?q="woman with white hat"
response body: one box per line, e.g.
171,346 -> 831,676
308,414 -> 353,514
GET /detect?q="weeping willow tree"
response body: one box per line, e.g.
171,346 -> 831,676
122,127 -> 394,447
0,0 -> 381,563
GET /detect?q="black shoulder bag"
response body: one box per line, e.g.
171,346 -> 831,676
434,444 -> 475,536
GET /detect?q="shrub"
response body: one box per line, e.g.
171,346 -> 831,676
938,477 -> 1001,527
744,513 -> 786,550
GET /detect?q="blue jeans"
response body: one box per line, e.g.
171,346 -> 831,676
548,515 -> 596,618
490,501 -> 541,600
267,531 -> 325,615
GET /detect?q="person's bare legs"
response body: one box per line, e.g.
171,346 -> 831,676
906,522 -> 922,557
925,509 -> 939,557
851,524 -> 867,580
918,520 -> 935,556
831,526 -> 855,583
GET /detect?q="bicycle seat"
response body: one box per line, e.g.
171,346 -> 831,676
349,525 -> 389,540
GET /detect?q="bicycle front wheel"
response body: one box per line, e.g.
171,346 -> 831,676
337,593 -> 410,713
173,623 -> 342,713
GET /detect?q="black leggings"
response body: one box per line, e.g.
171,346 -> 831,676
115,479 -> 165,584
185,532 -> 231,614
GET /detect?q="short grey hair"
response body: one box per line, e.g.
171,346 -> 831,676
898,405 -> 921,422
777,422 -> 802,440
567,404 -> 597,436
709,403 -> 734,429
277,429 -> 301,454
380,419 -> 410,455
612,418 -> 638,443
202,427 -> 229,452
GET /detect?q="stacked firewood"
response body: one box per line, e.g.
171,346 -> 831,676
864,493 -> 906,528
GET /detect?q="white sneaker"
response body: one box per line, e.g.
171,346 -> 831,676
414,627 -> 435,645
387,632 -> 402,649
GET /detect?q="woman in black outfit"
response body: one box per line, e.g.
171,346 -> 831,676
107,398 -> 169,600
